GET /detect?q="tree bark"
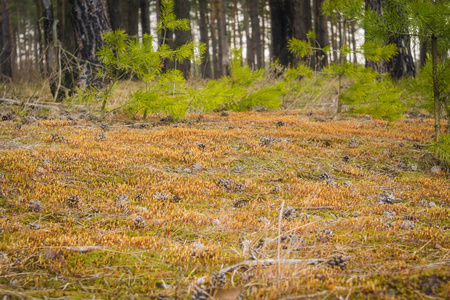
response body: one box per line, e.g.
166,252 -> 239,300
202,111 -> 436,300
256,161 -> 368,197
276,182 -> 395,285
388,33 -> 415,79
250,0 -> 262,69
124,0 -> 139,37
41,0 -> 59,97
364,0 -> 388,73
419,36 -> 427,69
0,0 -> 13,79
199,0 -> 212,78
432,34 -> 441,146
242,0 -> 253,67
107,0 -> 122,31
140,0 -> 150,35
268,0 -> 292,66
210,0 -> 220,78
57,0 -> 76,53
260,0 -> 266,68
219,0 -> 229,75
172,0 -> 192,78
69,0 -> 111,87
313,0 -> 329,69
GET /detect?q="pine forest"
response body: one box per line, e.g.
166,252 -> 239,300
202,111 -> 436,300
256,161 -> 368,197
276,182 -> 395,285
0,0 -> 449,299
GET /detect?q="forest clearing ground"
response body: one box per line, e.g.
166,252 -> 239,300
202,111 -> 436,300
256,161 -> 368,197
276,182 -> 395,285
0,109 -> 449,299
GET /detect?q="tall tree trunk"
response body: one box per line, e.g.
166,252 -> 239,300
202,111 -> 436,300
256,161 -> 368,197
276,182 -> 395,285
242,0 -> 253,67
219,0 -> 229,75
172,0 -> 192,78
107,0 -> 122,31
124,0 -> 139,37
269,0 -> 310,67
260,0 -> 266,68
156,0 -> 163,45
364,0 -> 387,73
293,0 -> 312,66
140,0 -> 150,35
210,0 -> 220,78
69,0 -> 111,87
250,0 -> 262,69
314,0 -> 328,69
384,1 -> 415,79
232,0 -> 237,48
431,34 -> 441,146
199,0 -> 212,78
42,0 -> 59,97
388,33 -> 415,79
268,0 -> 291,66
57,0 -> 76,52
419,36 -> 428,70
216,0 -> 224,75
17,8 -> 22,73
331,20 -> 337,63
351,22 -> 357,64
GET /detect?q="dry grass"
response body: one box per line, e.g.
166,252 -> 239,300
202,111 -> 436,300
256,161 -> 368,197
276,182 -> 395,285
0,109 -> 449,299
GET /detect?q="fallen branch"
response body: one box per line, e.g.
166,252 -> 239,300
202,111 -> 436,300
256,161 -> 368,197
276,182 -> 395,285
0,98 -> 61,110
0,286 -> 38,299
281,290 -> 329,299
297,206 -> 335,211
219,258 -> 325,274
64,246 -> 104,253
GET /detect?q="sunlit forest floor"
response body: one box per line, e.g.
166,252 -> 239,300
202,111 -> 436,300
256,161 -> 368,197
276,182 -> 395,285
0,108 -> 449,299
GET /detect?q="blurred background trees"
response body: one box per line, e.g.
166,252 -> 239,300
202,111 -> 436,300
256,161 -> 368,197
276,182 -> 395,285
3,0 -> 438,82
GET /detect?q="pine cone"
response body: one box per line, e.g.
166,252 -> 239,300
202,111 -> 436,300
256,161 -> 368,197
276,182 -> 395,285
134,216 -> 146,229
282,206 -> 297,220
115,194 -> 130,213
327,256 -> 347,269
210,272 -> 227,287
29,200 -> 43,212
191,287 -> 209,300
67,196 -> 80,208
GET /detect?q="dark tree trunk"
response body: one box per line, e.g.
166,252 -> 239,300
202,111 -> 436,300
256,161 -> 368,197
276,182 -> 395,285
419,36 -> 428,69
0,0 -> 13,79
219,0 -> 229,75
107,0 -> 122,31
41,0 -> 59,97
364,0 -> 388,73
199,0 -> 212,78
314,0 -> 329,69
242,0 -> 253,67
210,0 -> 220,78
69,0 -> 111,87
140,0 -> 150,35
384,0 -> 415,79
365,0 -> 415,79
268,0 -> 292,66
292,0 -> 311,41
57,0 -> 76,53
269,0 -> 310,67
388,33 -> 415,79
173,0 -> 192,78
351,22 -> 357,64
250,0 -> 262,69
124,0 -> 139,37
261,0 -> 266,68
331,20 -> 337,63
156,0 -> 163,45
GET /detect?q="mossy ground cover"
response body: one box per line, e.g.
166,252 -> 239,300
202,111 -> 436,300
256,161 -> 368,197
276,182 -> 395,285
0,110 -> 449,299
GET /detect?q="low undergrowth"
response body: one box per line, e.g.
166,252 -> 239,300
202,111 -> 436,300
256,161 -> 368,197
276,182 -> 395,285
0,110 -> 449,299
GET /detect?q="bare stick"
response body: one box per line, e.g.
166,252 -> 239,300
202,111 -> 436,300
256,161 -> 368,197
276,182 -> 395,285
278,199 -> 285,290
219,258 -> 325,274
0,98 -> 61,110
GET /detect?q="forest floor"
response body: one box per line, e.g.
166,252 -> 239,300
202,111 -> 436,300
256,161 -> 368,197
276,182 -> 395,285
0,109 -> 449,299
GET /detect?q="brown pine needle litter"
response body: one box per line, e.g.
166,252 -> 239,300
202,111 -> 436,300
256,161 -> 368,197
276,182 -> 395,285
0,110 -> 449,299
